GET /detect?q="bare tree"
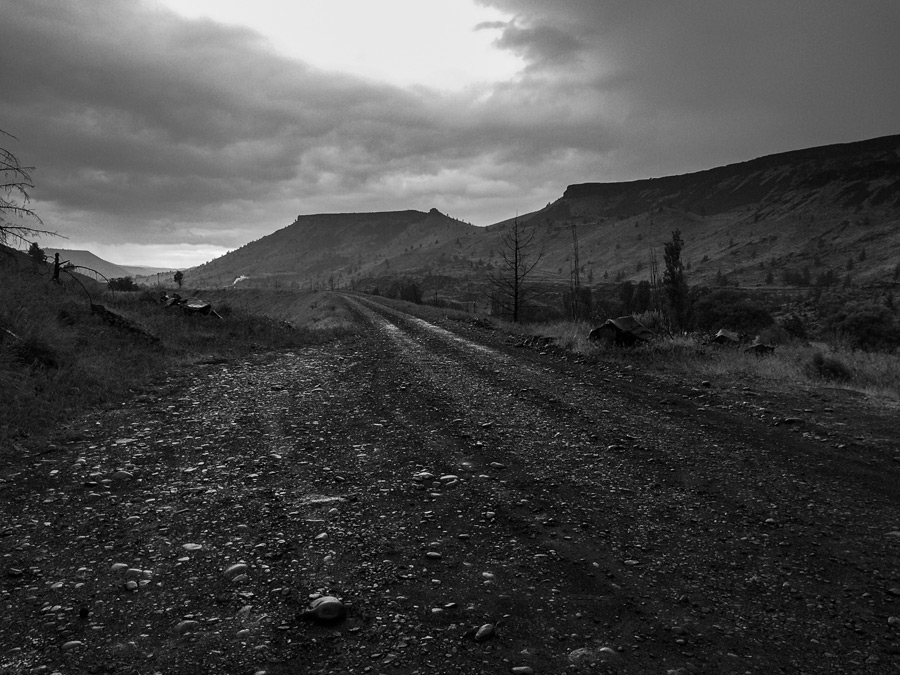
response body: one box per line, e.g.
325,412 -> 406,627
663,229 -> 690,330
488,215 -> 543,322
1,130 -> 56,247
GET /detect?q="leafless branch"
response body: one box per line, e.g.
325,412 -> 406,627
0,130 -> 60,247
487,216 -> 544,322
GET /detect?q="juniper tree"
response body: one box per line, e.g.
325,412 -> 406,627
663,229 -> 690,330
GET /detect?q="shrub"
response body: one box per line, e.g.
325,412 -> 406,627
778,314 -> 807,340
693,289 -> 774,332
108,277 -> 140,292
384,279 -> 423,304
756,325 -> 792,345
12,334 -> 58,369
632,310 -> 667,334
807,352 -> 853,382
824,302 -> 900,351
56,309 -> 77,326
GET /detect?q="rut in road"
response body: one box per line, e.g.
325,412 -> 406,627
336,295 -> 900,669
5,293 -> 896,674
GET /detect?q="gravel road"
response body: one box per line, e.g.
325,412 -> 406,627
2,294 -> 899,674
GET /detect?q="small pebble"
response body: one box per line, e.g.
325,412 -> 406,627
224,563 -> 248,580
173,620 -> 200,636
475,623 -> 495,641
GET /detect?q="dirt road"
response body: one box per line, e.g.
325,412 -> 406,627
2,294 -> 899,674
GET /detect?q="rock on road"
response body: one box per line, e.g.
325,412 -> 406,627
1,294 -> 899,674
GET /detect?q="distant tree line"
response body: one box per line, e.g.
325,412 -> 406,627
108,277 -> 140,292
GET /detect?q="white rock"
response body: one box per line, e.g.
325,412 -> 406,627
475,623 -> 495,641
224,563 -> 249,580
173,619 -> 200,636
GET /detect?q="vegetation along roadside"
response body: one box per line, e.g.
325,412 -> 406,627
0,250 -> 359,453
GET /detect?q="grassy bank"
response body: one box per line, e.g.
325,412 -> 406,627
303,291 -> 900,403
522,318 -> 900,402
0,262 -> 358,451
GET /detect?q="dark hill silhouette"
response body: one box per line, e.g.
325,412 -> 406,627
564,134 -> 900,217
188,208 -> 479,289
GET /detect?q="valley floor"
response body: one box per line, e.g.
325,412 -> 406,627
1,295 -> 899,674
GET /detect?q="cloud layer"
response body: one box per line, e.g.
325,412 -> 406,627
1,0 -> 897,265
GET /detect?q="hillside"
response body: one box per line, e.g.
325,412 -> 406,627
187,208 -> 480,289
42,249 -> 173,281
186,135 -> 900,297
550,134 -> 900,288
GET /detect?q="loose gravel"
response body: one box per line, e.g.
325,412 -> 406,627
1,295 -> 898,674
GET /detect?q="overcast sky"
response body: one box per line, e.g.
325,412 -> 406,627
1,1 -> 897,267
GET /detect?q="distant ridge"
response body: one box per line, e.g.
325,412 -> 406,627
563,134 -> 900,216
187,134 -> 900,293
188,208 -> 479,288
42,249 -> 173,280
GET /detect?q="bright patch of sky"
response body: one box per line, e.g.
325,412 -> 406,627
158,0 -> 524,90
87,242 -> 232,271
4,0 -> 897,268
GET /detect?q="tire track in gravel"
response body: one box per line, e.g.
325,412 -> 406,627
4,296 -> 897,675
338,294 -> 900,674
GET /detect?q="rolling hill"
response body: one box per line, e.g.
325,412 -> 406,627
187,208 -> 481,289
42,249 -> 173,281
186,134 -> 900,299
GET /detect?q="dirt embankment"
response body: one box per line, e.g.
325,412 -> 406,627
2,295 -> 899,674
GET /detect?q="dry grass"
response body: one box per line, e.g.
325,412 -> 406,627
102,288 -> 358,354
506,316 -> 900,401
658,341 -> 900,401
322,296 -> 900,402
197,288 -> 360,337
0,264 -> 359,449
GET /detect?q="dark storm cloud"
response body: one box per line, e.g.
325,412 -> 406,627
1,0 -> 897,260
480,20 -> 583,68
478,0 -> 900,175
0,1 -> 465,245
